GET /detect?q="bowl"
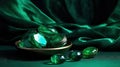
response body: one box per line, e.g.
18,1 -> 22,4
15,40 -> 72,55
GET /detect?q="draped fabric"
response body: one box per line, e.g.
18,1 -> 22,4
0,0 -> 56,42
0,0 -> 120,50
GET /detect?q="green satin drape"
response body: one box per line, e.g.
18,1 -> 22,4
0,0 -> 120,50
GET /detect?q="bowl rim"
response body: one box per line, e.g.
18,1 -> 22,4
15,40 -> 72,51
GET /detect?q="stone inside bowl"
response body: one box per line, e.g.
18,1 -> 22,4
33,33 -> 47,47
28,33 -> 67,48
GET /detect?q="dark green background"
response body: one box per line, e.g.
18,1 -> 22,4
0,0 -> 120,51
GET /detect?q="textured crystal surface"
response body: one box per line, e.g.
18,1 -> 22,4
50,54 -> 66,64
65,50 -> 82,61
33,33 -> 47,47
82,47 -> 98,59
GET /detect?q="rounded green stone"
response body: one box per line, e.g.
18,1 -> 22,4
82,47 -> 98,59
18,40 -> 24,48
49,34 -> 66,48
50,54 -> 66,64
65,50 -> 82,61
33,33 -> 47,47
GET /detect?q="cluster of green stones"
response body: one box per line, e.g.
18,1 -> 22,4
18,25 -> 67,48
49,47 -> 98,64
17,25 -> 98,65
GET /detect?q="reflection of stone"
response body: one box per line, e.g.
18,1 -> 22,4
50,54 -> 66,64
65,50 -> 82,61
82,47 -> 98,59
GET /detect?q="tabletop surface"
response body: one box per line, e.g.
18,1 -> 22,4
0,45 -> 120,67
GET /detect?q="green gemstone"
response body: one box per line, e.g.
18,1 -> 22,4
82,47 -> 98,59
29,33 -> 47,48
38,25 -> 58,36
49,34 -> 66,48
18,40 -> 32,48
66,50 -> 82,61
33,33 -> 47,47
18,41 -> 24,48
50,54 -> 66,64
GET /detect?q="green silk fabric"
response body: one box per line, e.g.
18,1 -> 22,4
0,0 -> 120,50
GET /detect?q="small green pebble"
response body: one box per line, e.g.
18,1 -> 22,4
18,41 -> 24,48
65,50 -> 82,61
82,47 -> 98,59
50,54 -> 66,64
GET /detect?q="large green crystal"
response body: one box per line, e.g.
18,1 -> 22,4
82,47 -> 98,59
29,33 -> 47,48
33,33 -> 47,47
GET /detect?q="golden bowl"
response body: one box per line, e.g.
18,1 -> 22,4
15,40 -> 72,55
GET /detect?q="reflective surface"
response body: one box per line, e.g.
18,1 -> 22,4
50,54 -> 66,64
82,47 -> 98,59
65,50 -> 82,61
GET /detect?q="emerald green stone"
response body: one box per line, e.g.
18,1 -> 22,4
18,40 -> 24,48
48,34 -> 66,48
18,40 -> 32,48
82,47 -> 98,59
29,33 -> 47,48
38,25 -> 58,36
50,54 -> 66,64
65,50 -> 82,61
33,33 -> 47,47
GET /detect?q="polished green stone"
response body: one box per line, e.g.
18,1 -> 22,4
28,33 -> 47,48
18,40 -> 32,48
48,34 -> 66,48
82,47 -> 98,59
38,25 -> 58,36
50,54 -> 66,64
66,50 -> 82,61
33,33 -> 47,47
18,40 -> 24,48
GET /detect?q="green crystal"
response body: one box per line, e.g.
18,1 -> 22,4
82,47 -> 98,59
65,50 -> 82,61
50,54 -> 66,64
33,33 -> 47,47
48,34 -> 66,48
19,39 -> 33,48
18,41 -> 24,48
38,25 -> 58,36
28,33 -> 47,48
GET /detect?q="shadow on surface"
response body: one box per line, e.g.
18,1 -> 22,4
0,46 -> 50,61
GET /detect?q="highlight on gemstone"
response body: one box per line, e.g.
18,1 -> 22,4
82,47 -> 98,59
